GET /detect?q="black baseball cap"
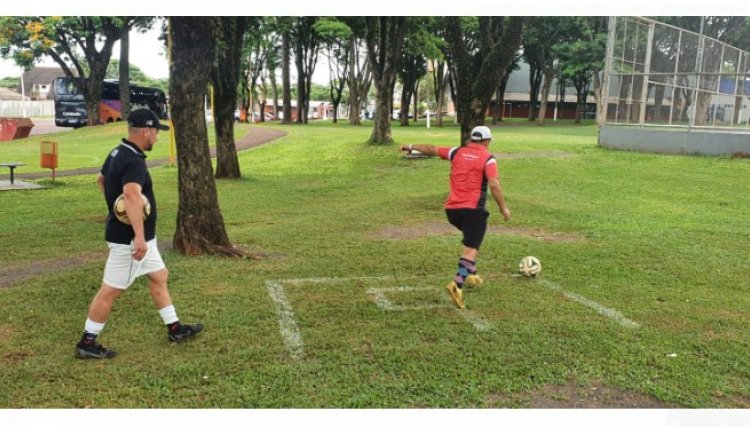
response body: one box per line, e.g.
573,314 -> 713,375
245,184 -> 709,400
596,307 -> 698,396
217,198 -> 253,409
127,109 -> 169,131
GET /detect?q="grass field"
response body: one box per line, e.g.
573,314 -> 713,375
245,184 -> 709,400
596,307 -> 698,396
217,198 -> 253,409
0,119 -> 749,408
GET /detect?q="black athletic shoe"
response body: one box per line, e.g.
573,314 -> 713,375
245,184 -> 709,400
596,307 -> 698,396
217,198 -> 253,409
168,323 -> 204,342
75,341 -> 117,359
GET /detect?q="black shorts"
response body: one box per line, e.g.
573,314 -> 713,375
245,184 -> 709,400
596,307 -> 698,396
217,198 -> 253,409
445,208 -> 489,250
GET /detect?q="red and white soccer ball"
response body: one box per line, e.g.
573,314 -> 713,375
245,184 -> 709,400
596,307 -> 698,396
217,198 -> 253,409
519,256 -> 542,277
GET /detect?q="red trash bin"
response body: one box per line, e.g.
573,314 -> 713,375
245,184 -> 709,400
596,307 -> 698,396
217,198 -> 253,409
0,118 -> 35,141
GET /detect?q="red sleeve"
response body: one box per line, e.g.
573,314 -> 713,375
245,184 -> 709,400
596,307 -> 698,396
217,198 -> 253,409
436,146 -> 453,160
485,158 -> 499,180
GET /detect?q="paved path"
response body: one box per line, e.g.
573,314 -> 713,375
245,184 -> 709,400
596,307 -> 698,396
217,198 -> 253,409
15,126 -> 287,180
29,118 -> 74,136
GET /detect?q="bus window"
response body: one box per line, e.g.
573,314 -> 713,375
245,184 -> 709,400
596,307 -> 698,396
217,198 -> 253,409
54,78 -> 82,97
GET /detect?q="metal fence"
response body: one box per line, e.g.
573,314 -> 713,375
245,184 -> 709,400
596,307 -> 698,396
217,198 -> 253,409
602,16 -> 750,131
0,100 -> 55,118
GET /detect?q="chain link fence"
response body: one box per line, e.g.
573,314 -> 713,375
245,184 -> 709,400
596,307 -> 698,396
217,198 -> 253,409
602,16 -> 750,130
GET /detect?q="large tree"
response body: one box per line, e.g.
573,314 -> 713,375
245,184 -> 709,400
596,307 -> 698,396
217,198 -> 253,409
524,17 -> 573,126
342,17 -> 371,126
314,18 -> 352,124
397,18 -> 442,127
292,17 -> 320,124
0,17 -> 136,126
444,17 -> 524,144
365,17 -> 406,144
212,17 -> 248,179
279,17 -> 293,124
555,18 -> 606,124
169,17 -> 240,257
492,52 -> 522,124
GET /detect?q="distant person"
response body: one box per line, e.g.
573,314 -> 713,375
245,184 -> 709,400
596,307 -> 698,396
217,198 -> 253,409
75,109 -> 203,359
401,125 -> 511,309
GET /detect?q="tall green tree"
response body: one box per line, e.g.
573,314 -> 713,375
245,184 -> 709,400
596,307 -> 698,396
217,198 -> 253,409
365,17 -> 406,144
342,17 -> 371,126
292,17 -> 320,124
169,17 -> 240,257
212,17 -> 248,179
444,17 -> 524,145
492,52 -> 522,124
0,17 -> 137,126
279,17 -> 293,124
523,17 -> 572,126
314,17 -> 352,124
555,17 -> 606,124
397,17 -> 443,127
105,60 -> 168,92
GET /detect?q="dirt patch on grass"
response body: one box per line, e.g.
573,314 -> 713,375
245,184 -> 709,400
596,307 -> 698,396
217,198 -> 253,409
0,325 -> 13,341
0,252 -> 104,289
371,222 -> 582,243
721,395 -> 750,408
3,351 -> 33,365
0,241 -> 174,289
487,380 -> 675,408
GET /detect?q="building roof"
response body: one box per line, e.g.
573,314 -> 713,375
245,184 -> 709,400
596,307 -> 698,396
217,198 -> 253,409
21,67 -> 68,98
0,87 -> 24,101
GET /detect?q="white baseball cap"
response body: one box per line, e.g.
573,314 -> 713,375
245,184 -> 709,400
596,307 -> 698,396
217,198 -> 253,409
470,125 -> 492,142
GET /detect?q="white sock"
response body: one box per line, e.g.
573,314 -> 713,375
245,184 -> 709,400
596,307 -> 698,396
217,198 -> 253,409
84,318 -> 105,336
158,305 -> 179,325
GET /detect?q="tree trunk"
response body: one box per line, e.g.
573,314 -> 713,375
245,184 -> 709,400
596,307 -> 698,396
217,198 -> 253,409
365,17 -> 406,144
282,30 -> 292,124
432,61 -> 446,127
212,17 -> 245,179
413,80 -> 419,124
536,68 -> 555,126
528,64 -> 542,121
270,68 -> 278,120
85,61 -> 109,126
399,83 -> 412,127
169,17 -> 240,257
118,26 -> 131,121
347,36 -> 370,126
295,53 -> 305,124
371,79 -> 394,143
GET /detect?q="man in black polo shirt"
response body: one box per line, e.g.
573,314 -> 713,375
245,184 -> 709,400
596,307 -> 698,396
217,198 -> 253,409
75,109 -> 203,359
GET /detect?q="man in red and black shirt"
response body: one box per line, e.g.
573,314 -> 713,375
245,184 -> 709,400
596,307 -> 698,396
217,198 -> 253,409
402,125 -> 511,309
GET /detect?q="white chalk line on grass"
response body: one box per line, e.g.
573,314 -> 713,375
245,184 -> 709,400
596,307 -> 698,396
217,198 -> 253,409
265,280 -> 305,360
365,285 -> 492,332
266,276 -> 493,358
534,277 -> 640,329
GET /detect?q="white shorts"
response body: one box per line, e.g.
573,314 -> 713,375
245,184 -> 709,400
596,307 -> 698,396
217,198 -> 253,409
103,238 -> 166,290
